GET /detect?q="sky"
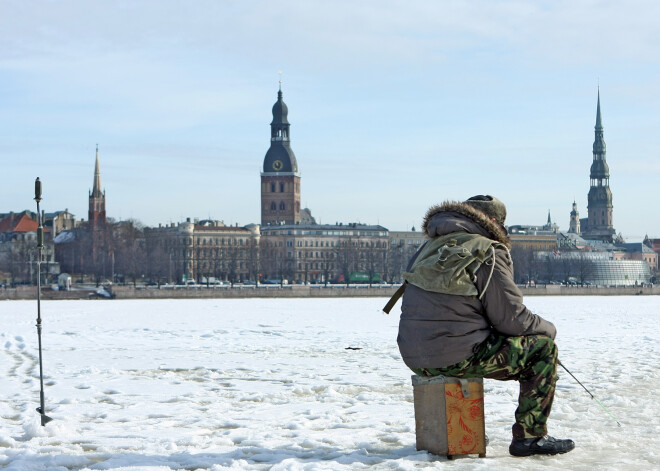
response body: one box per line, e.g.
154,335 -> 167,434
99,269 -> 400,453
1,0 -> 658,239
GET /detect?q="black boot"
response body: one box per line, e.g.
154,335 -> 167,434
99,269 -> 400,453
509,435 -> 575,457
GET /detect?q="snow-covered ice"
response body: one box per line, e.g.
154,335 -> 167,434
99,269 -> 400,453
1,296 -> 658,470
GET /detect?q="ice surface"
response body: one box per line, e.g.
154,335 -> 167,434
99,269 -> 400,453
0,296 -> 658,470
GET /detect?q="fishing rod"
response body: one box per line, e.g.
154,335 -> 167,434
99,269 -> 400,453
558,359 -> 620,427
34,177 -> 53,426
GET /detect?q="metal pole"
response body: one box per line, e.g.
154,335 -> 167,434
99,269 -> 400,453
558,360 -> 621,427
34,178 -> 53,426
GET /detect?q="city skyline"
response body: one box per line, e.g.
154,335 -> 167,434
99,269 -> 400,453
1,1 -> 659,238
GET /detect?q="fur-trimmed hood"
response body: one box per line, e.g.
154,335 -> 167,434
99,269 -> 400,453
421,201 -> 511,249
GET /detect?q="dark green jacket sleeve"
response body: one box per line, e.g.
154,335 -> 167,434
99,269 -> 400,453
476,248 -> 557,339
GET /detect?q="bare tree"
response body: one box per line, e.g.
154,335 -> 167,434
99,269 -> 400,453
112,220 -> 146,286
335,237 -> 359,283
575,252 -> 595,284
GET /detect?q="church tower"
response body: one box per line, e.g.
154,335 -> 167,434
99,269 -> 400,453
583,89 -> 615,241
88,144 -> 106,230
261,83 -> 301,226
568,200 -> 580,234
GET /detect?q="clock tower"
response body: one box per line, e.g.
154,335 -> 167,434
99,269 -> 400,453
584,88 -> 615,241
261,83 -> 301,226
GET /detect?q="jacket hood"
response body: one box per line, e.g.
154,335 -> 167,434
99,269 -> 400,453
422,201 -> 511,249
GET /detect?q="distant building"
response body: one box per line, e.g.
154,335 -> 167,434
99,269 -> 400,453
261,84 -> 301,226
257,84 -> 390,283
89,145 -> 106,230
54,147 -> 112,280
588,260 -> 652,286
88,145 -> 108,265
45,210 -> 76,238
644,236 -> 660,272
568,200 -> 580,234
618,242 -> 658,271
260,222 -> 389,283
0,211 -> 58,284
508,211 -> 559,252
145,219 -> 260,283
388,228 -> 425,282
581,89 -> 616,242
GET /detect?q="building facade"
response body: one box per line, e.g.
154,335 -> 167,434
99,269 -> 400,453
145,219 -> 261,284
388,229 -> 425,282
508,213 -> 559,252
260,223 -> 389,284
0,211 -> 58,284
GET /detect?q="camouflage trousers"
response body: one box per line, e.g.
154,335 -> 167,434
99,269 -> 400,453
412,334 -> 558,439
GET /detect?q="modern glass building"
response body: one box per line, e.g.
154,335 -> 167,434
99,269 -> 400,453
588,260 -> 652,286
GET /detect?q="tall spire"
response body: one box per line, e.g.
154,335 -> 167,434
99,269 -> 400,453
584,87 -> 614,241
92,144 -> 103,198
595,86 -> 603,132
261,82 -> 301,226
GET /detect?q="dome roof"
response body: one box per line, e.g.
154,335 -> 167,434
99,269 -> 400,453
590,159 -> 609,178
271,90 -> 289,125
263,144 -> 298,173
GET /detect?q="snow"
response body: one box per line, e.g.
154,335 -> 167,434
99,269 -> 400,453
1,296 -> 658,470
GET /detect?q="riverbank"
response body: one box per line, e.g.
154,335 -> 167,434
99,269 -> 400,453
1,283 -> 658,300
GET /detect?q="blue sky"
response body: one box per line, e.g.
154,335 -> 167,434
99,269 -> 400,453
1,0 -> 658,239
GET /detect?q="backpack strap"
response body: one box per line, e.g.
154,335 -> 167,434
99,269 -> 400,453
382,281 -> 408,314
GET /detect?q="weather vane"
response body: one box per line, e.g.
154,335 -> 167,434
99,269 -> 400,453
278,70 -> 283,90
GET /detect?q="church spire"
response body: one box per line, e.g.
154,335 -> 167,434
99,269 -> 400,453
584,88 -> 614,241
595,87 -> 603,132
92,144 -> 103,198
89,144 -> 106,230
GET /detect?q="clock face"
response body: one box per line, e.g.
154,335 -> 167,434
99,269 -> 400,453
272,160 -> 283,171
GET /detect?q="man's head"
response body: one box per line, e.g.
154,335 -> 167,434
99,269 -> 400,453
464,195 -> 507,226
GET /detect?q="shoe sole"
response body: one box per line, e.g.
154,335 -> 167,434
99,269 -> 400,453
509,447 -> 574,457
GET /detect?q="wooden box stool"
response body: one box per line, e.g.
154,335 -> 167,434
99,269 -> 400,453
411,375 -> 486,458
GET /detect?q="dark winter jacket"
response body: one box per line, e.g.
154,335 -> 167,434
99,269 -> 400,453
397,201 -> 557,369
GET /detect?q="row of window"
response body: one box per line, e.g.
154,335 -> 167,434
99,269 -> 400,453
194,249 -> 248,258
264,239 -> 388,249
198,261 -> 248,270
290,251 -> 385,260
266,181 -> 299,192
196,238 -> 249,246
263,230 -> 387,237
391,239 -> 423,245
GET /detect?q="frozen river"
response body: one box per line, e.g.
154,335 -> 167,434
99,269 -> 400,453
1,296 -> 658,470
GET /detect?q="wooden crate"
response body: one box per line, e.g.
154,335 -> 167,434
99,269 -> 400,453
412,375 -> 486,458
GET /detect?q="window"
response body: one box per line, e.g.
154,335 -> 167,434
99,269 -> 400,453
271,183 -> 276,192
280,183 -> 285,192
280,202 -> 286,210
